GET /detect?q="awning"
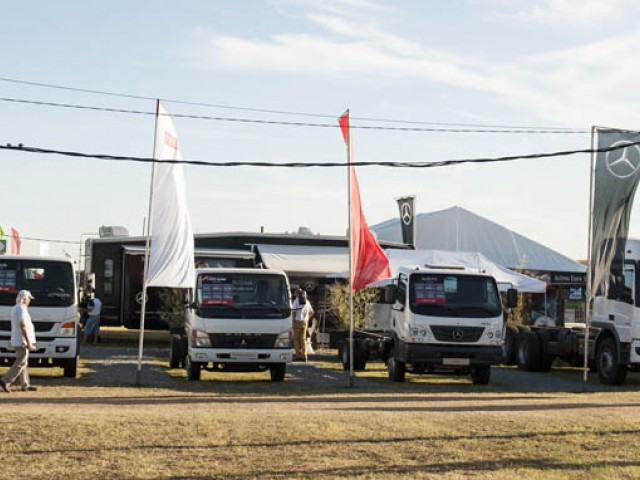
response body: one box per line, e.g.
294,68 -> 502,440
122,246 -> 255,260
254,244 -> 348,277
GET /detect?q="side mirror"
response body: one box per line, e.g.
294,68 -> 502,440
187,301 -> 198,310
383,284 -> 397,304
506,288 -> 518,309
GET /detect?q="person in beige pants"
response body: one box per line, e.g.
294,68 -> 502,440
0,290 -> 37,393
292,289 -> 314,361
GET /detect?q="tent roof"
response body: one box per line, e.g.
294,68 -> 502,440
372,206 -> 585,273
255,244 -> 348,277
384,249 -> 547,293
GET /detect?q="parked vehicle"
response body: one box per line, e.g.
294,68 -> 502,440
0,256 -> 79,377
340,265 -> 516,385
175,268 -> 293,381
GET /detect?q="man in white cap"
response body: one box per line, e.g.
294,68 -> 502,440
0,290 -> 37,392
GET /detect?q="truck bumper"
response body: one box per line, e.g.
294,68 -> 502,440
396,342 -> 502,366
189,347 -> 292,364
0,338 -> 78,362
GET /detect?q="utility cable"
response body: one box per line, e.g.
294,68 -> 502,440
0,97 -> 588,134
1,141 -> 637,169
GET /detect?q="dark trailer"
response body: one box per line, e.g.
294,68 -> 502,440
85,236 -> 255,328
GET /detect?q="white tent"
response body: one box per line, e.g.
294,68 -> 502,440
384,249 -> 547,293
372,206 -> 585,273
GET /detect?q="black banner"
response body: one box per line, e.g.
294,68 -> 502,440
396,196 -> 416,246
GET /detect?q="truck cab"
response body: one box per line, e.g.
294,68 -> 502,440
384,265 -> 509,384
0,256 -> 79,377
591,238 -> 640,384
184,268 -> 293,381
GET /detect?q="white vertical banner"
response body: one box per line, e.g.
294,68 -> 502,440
146,102 -> 195,287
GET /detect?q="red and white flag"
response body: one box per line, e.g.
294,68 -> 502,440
339,111 -> 391,290
146,101 -> 195,288
10,228 -> 20,255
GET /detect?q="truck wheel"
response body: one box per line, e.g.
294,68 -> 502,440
270,363 -> 286,382
502,324 -> 518,365
169,334 -> 184,369
471,365 -> 491,385
63,356 -> 78,378
596,337 -> 627,385
339,341 -> 367,371
186,357 -> 202,381
517,331 -> 541,371
387,348 -> 405,382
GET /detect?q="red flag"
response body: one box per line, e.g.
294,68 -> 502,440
339,111 -> 391,290
10,228 -> 20,255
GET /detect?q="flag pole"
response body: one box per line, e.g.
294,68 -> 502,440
344,109 -> 355,388
136,99 -> 161,386
583,125 -> 596,390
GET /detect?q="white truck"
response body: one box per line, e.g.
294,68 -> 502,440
341,265 -> 516,385
182,268 -> 293,382
0,256 -> 79,377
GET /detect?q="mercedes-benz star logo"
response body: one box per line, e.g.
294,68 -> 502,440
135,291 -> 148,304
605,141 -> 640,179
452,329 -> 464,341
401,202 -> 413,226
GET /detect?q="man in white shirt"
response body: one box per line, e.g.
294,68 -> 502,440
292,289 -> 314,361
82,291 -> 102,345
0,290 -> 37,393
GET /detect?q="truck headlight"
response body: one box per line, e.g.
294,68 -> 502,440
192,329 -> 211,348
274,331 -> 292,349
60,321 -> 76,337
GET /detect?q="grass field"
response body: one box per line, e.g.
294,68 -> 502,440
2,359 -> 640,479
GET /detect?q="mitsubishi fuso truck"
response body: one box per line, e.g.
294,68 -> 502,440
0,256 -> 79,377
341,264 -> 516,385
183,268 -> 293,381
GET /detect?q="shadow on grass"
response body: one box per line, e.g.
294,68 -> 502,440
13,427 -> 640,457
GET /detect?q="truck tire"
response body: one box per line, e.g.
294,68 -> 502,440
270,363 -> 286,382
186,357 -> 202,381
63,356 -> 78,378
169,334 -> 184,369
502,324 -> 519,365
596,337 -> 627,385
517,331 -> 541,371
339,340 -> 367,371
535,330 -> 554,372
471,365 -> 491,385
387,348 -> 405,382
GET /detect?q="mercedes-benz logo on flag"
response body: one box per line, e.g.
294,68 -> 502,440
401,202 -> 412,225
606,141 -> 640,179
452,329 -> 464,340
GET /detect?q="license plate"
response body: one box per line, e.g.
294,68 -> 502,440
443,358 -> 470,366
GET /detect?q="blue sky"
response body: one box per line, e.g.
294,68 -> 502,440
2,0 -> 640,264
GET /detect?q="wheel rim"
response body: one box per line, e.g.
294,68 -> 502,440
599,348 -> 614,377
517,341 -> 528,365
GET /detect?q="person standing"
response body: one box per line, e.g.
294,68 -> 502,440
292,289 -> 314,362
82,290 -> 102,345
0,290 -> 37,393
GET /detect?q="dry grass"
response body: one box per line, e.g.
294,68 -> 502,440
2,368 -> 640,479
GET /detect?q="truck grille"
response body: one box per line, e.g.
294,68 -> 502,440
430,325 -> 484,342
208,333 -> 277,349
0,321 -> 54,333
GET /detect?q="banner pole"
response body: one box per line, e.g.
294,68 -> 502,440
345,110 -> 355,388
136,99 -> 160,386
583,125 -> 596,390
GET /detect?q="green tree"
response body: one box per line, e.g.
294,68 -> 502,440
326,282 -> 380,330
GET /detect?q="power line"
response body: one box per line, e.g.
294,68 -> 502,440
0,97 -> 588,134
0,76 -> 586,131
1,140 -> 635,169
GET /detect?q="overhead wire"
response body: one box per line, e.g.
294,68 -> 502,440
0,97 -> 588,134
1,140 -> 636,169
0,76 -> 587,132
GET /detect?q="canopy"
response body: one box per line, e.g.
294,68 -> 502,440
254,244 -> 348,277
385,249 -> 547,293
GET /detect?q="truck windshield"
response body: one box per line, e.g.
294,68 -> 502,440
0,260 -> 75,307
409,273 -> 501,318
196,273 -> 290,319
